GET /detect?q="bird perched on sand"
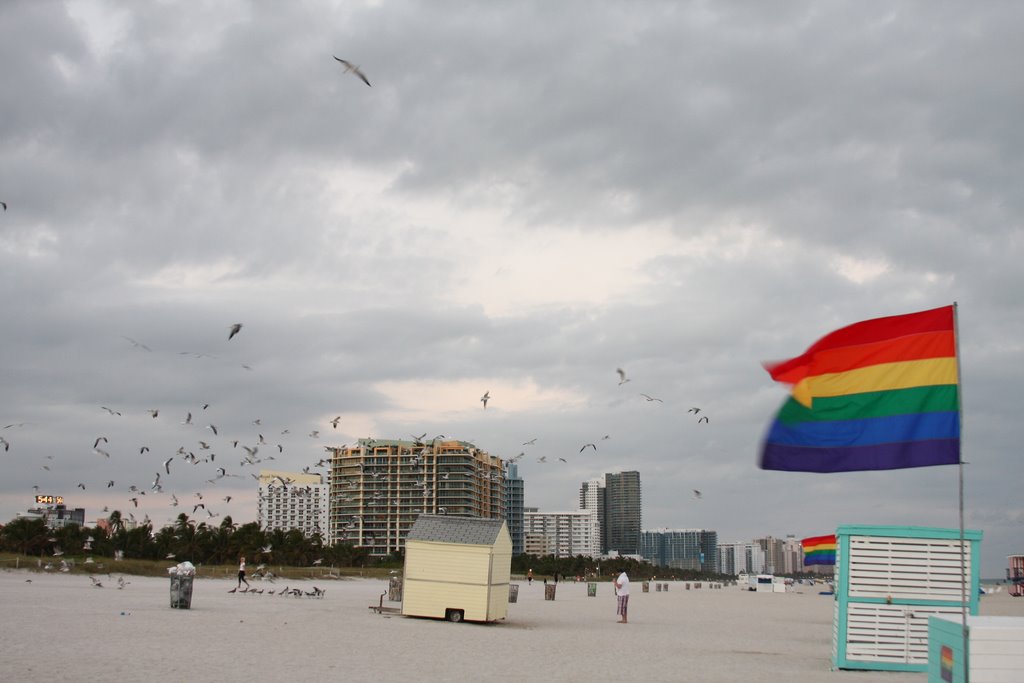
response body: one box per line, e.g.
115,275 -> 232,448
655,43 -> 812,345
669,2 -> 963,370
333,57 -> 371,86
480,391 -> 490,409
228,323 -> 243,340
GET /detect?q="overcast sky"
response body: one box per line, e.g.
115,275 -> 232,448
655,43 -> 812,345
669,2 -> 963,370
2,1 -> 1021,576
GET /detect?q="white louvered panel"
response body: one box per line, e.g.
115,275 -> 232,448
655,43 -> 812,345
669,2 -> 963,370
847,536 -> 970,600
845,603 -> 964,664
832,599 -> 840,663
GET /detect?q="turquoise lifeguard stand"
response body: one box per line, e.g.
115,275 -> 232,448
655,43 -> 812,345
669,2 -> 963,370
832,524 -> 982,673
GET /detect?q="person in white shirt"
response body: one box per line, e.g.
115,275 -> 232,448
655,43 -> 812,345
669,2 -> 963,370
238,556 -> 250,590
614,570 -> 630,623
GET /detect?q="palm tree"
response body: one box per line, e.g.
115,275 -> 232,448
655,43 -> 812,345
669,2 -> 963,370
108,510 -> 125,534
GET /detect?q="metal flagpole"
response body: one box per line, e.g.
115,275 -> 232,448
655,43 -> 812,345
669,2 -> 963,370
953,301 -> 969,682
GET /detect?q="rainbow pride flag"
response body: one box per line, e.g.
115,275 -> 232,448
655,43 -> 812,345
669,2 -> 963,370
802,534 -> 836,566
760,305 -> 961,473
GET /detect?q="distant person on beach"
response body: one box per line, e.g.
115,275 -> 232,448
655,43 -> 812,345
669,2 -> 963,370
615,569 -> 630,623
527,568 -> 533,584
238,556 -> 250,589
554,571 -> 559,584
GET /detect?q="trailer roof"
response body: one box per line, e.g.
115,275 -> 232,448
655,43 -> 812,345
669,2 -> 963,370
406,515 -> 506,546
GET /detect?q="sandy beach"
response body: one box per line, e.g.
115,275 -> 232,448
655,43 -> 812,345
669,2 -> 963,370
2,570 -> 1020,682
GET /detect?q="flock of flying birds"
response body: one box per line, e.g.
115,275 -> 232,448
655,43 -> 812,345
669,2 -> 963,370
3,322 -> 359,531
5,316 -> 715,534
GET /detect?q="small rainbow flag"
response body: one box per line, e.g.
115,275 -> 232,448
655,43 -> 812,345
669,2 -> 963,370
760,305 -> 961,473
802,534 -> 836,566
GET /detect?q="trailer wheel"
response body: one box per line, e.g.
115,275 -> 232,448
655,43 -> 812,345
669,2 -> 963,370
445,609 -> 464,623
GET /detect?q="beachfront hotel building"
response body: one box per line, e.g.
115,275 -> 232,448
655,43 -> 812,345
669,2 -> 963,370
524,531 -> 551,556
718,541 -> 767,576
257,469 -> 329,538
640,528 -> 719,572
523,509 -> 601,558
327,438 -> 505,558
504,462 -> 525,555
18,503 -> 86,530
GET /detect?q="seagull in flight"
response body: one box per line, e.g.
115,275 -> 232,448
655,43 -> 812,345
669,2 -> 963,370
693,489 -> 702,499
122,336 -> 152,351
163,458 -> 173,474
480,391 -> 490,409
228,323 -> 243,340
330,416 -> 342,429
333,57 -> 371,86
522,438 -> 537,446
580,443 -> 596,452
616,368 -> 630,385
697,416 -> 709,424
688,407 -> 701,414
640,393 -> 663,403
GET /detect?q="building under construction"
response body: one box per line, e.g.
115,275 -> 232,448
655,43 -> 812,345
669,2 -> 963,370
327,438 -> 505,557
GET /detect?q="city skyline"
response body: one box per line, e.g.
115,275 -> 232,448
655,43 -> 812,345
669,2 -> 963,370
2,3 -> 1022,578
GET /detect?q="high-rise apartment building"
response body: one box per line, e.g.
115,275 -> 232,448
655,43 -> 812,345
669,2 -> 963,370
718,541 -> 767,575
523,509 -> 601,558
603,471 -> 641,555
328,438 -> 504,557
257,469 -> 329,538
504,462 -> 525,555
640,528 -> 718,572
578,478 -> 604,547
754,535 -> 786,574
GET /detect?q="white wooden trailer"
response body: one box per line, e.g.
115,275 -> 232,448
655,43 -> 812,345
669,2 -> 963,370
832,524 -> 982,673
401,515 -> 512,623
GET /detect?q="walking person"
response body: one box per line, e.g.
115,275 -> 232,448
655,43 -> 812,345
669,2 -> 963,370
527,568 -> 533,585
238,556 -> 250,590
615,568 -> 630,623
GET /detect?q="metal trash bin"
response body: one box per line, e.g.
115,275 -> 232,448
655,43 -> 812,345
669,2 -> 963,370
642,581 -> 649,593
508,584 -> 519,603
544,584 -> 556,601
170,575 -> 194,609
587,582 -> 597,597
388,576 -> 403,602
